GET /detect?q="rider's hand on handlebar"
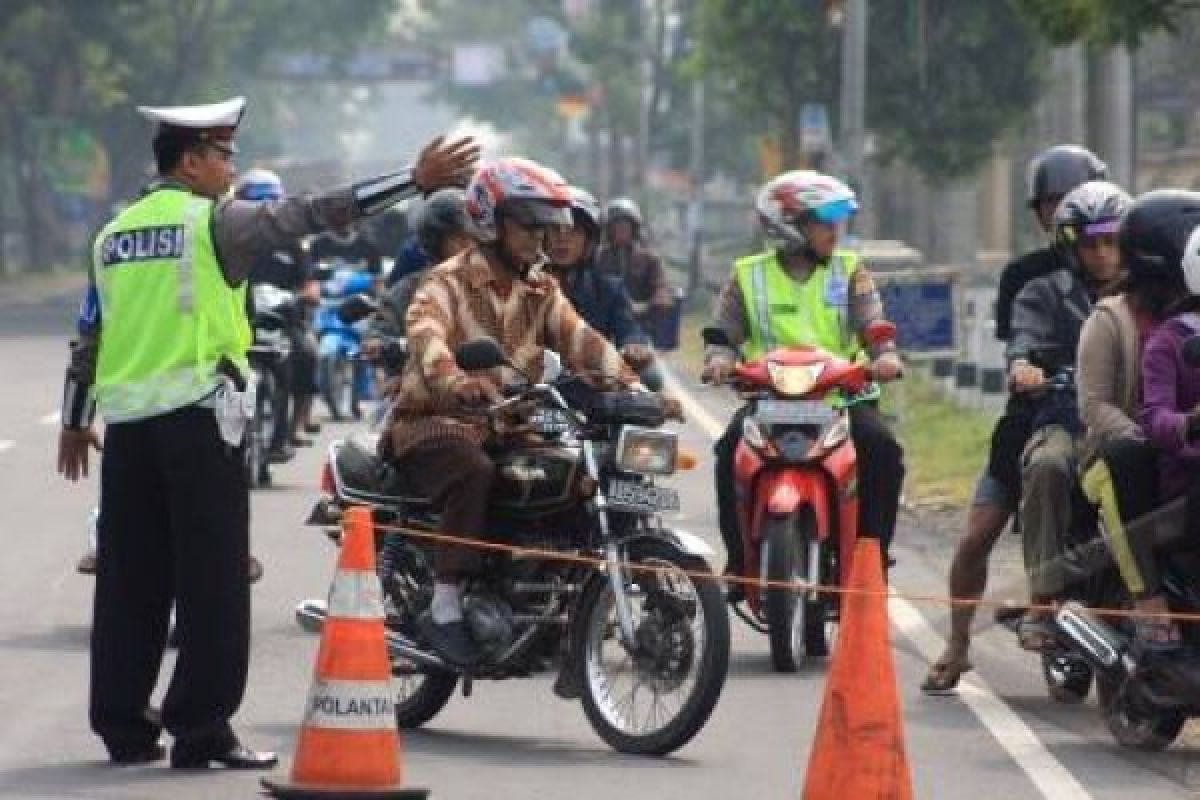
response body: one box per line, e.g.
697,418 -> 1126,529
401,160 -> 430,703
870,352 -> 904,383
1009,360 -> 1045,391
700,356 -> 735,386
621,343 -> 654,370
452,375 -> 501,408
414,135 -> 480,192
659,392 -> 686,422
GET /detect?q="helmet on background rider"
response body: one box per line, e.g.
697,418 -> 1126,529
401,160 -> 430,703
415,188 -> 468,263
465,157 -> 571,276
754,170 -> 858,254
1052,181 -> 1132,275
234,167 -> 284,202
604,196 -> 644,235
568,186 -> 603,257
1026,145 -> 1108,209
1120,189 -> 1200,296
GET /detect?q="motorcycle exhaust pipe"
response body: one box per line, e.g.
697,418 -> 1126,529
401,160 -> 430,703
1055,601 -> 1130,675
293,598 -> 454,673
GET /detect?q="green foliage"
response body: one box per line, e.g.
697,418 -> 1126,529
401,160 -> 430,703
1015,0 -> 1191,47
868,1 -> 1044,182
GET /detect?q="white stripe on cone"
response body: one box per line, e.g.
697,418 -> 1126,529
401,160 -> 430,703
303,678 -> 395,730
326,569 -> 386,620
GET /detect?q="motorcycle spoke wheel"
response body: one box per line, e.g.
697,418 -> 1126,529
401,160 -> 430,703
576,541 -> 729,755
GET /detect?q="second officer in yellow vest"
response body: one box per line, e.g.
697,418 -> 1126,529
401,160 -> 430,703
701,171 -> 905,591
55,96 -> 478,769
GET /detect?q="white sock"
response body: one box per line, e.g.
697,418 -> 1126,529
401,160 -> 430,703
431,582 -> 463,624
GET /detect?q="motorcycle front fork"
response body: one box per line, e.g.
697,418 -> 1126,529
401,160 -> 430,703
584,441 -> 638,648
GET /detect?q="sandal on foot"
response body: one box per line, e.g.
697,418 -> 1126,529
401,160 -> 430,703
921,657 -> 973,694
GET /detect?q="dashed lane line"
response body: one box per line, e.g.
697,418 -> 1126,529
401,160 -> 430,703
39,411 -> 60,426
0,441 -> 13,453
661,364 -> 1093,800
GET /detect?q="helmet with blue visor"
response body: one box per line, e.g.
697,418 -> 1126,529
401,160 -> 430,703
755,170 -> 857,254
234,168 -> 284,202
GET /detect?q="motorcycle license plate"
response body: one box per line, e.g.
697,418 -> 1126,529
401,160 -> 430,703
756,399 -> 835,426
606,480 -> 680,513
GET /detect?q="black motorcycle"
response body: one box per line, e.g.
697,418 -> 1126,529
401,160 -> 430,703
300,338 -> 730,756
1052,335 -> 1200,751
244,284 -> 297,487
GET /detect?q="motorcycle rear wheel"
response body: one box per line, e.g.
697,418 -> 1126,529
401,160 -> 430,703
575,539 -> 729,755
379,538 -> 457,728
1096,673 -> 1186,751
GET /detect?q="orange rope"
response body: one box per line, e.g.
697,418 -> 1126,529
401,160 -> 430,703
364,519 -> 1200,624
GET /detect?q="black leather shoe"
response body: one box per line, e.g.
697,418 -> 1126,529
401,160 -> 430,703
418,615 -> 480,668
110,742 -> 166,766
303,422 -> 321,435
248,555 -> 264,584
288,435 -> 314,448
171,742 -> 278,770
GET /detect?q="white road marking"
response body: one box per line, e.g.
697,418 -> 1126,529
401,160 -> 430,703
663,363 -> 1092,800
39,411 -> 60,426
0,441 -> 13,453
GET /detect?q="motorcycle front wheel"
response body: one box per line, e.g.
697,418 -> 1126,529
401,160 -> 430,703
574,538 -> 729,756
763,512 -> 829,672
1096,672 -> 1186,751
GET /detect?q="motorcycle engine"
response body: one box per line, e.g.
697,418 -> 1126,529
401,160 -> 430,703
463,593 -> 516,658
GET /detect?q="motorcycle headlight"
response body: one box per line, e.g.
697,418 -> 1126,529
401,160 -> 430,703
767,362 -> 824,397
616,426 -> 678,475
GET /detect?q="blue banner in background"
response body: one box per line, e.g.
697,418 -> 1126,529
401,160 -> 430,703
876,269 -> 958,356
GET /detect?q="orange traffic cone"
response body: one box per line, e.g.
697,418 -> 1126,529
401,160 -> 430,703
802,537 -> 912,800
263,506 -> 429,799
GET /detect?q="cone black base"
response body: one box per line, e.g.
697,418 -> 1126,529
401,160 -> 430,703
261,778 -> 429,799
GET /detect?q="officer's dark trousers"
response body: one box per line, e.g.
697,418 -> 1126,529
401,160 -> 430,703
90,405 -> 249,759
715,403 -> 905,573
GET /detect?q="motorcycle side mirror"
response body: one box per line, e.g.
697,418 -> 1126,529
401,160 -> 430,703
701,326 -> 732,348
455,337 -> 510,372
337,293 -> 378,324
864,320 -> 897,347
1183,335 -> 1200,368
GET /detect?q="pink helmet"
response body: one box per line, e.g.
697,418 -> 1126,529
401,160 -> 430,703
465,157 -> 572,243
755,170 -> 857,250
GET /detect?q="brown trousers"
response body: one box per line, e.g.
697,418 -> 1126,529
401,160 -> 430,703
393,437 -> 494,579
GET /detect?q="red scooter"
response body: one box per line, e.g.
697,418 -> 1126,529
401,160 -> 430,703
713,321 -> 897,672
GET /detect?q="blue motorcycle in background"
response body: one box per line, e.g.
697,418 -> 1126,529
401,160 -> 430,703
314,263 -> 377,421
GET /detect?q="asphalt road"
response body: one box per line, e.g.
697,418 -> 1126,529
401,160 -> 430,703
0,290 -> 1197,799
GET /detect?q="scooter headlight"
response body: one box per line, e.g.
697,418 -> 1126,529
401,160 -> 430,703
767,362 -> 824,397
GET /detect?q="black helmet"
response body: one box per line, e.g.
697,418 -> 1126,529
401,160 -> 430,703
1027,145 -> 1108,207
1119,189 -> 1200,292
1053,181 -> 1131,273
415,188 -> 468,261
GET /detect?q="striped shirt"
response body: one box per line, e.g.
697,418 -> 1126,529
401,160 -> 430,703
387,246 -> 636,457
707,252 -> 892,361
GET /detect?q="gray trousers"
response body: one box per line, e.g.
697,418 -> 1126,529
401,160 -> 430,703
1019,424 -> 1077,598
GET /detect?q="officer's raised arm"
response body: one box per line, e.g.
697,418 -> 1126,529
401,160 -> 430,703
213,135 -> 479,285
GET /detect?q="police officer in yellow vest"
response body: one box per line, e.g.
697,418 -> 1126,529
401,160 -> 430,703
55,96 -> 478,768
701,171 -> 905,594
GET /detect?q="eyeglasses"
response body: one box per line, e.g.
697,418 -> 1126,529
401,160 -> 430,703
205,141 -> 236,162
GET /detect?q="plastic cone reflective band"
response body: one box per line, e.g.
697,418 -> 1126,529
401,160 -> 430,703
802,537 -> 912,800
263,506 -> 429,799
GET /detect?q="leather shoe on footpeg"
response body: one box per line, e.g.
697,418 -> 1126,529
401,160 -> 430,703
171,743 -> 278,770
